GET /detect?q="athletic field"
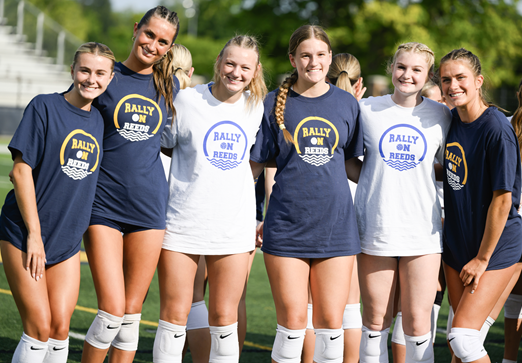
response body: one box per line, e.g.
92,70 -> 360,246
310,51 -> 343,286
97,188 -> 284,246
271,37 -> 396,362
0,151 -> 517,362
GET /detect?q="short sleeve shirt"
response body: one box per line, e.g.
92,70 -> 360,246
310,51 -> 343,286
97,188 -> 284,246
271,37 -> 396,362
0,93 -> 104,264
443,107 -> 522,271
91,62 -> 180,229
250,85 -> 363,258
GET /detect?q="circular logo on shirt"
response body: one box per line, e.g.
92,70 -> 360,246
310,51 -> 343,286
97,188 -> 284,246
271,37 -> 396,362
60,130 -> 100,180
203,121 -> 248,170
293,116 -> 339,167
113,94 -> 163,141
379,124 -> 427,171
445,142 -> 468,190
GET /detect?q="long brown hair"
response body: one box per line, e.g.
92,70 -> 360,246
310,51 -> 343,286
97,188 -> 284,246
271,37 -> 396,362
511,78 -> 522,157
136,6 -> 179,116
276,25 -> 332,144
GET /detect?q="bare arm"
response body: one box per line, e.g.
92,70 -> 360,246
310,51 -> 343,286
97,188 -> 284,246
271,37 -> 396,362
460,189 -> 512,292
345,157 -> 363,183
11,152 -> 46,281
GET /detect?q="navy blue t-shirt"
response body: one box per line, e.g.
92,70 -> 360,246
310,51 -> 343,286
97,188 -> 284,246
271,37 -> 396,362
255,172 -> 265,222
443,107 -> 522,271
250,85 -> 363,258
0,93 -> 104,264
92,62 -> 180,229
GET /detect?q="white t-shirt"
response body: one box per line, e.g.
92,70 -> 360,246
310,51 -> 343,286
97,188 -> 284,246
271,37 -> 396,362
161,84 -> 263,255
354,95 -> 452,256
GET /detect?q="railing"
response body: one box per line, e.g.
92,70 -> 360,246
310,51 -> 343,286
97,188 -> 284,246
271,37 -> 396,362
0,0 -> 83,70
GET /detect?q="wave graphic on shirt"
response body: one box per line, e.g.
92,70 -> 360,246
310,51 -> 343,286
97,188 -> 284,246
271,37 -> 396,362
61,166 -> 92,180
208,158 -> 241,171
117,129 -> 154,141
383,159 -> 418,171
447,177 -> 464,190
299,154 -> 333,166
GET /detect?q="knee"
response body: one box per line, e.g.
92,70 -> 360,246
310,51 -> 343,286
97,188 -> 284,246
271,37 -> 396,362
402,311 -> 431,336
124,297 -> 146,316
49,319 -> 71,341
25,314 -> 52,342
279,311 -> 308,330
313,309 -> 342,329
362,312 -> 389,332
98,301 -> 126,318
208,308 -> 237,327
448,328 -> 487,363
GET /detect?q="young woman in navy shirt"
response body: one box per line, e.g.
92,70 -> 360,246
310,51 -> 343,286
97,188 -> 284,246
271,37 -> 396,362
80,6 -> 180,363
441,48 -> 522,363
250,25 -> 363,363
0,42 -> 115,363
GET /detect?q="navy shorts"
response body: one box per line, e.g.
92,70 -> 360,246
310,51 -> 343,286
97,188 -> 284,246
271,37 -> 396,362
89,215 -> 149,234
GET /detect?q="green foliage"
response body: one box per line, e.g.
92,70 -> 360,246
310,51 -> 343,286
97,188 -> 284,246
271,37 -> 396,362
29,0 -> 90,40
17,0 -> 522,101
175,35 -> 225,79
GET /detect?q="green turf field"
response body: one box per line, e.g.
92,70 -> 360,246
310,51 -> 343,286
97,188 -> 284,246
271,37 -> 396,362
0,150 -> 519,362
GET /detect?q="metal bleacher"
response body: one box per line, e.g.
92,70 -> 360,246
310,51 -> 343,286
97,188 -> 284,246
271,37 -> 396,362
0,24 -> 73,108
0,0 -> 81,133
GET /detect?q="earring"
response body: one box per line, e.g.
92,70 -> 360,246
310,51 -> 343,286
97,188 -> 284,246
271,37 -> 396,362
132,36 -> 136,42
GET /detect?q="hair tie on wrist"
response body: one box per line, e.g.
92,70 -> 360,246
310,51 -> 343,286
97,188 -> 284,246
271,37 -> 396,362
279,124 -> 286,130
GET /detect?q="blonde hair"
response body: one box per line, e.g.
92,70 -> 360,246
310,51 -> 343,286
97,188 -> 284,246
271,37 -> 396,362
421,81 -> 439,98
72,42 -> 115,71
276,25 -> 332,144
137,6 -> 180,116
327,53 -> 361,96
170,44 -> 192,90
212,35 -> 267,110
440,48 -> 505,111
511,78 -> 522,157
388,42 -> 435,82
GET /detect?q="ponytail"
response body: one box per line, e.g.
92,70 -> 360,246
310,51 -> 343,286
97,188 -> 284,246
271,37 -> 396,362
152,49 -> 177,116
275,70 -> 298,144
336,71 -> 353,94
327,53 -> 361,96
171,44 -> 193,90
